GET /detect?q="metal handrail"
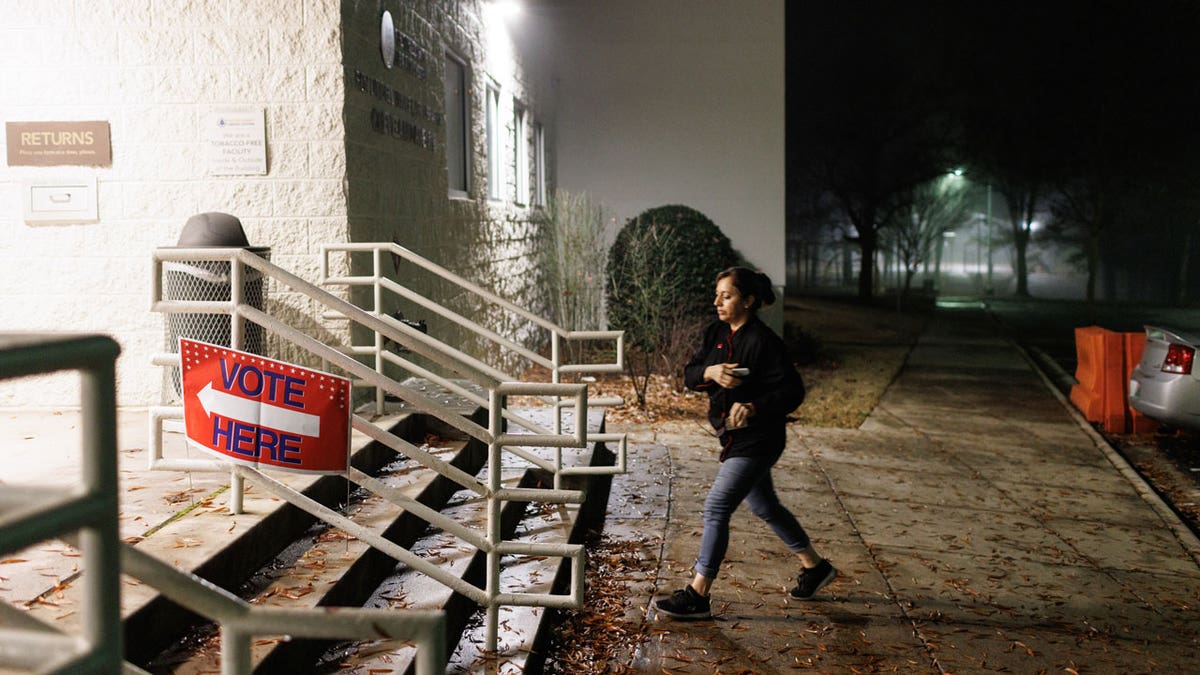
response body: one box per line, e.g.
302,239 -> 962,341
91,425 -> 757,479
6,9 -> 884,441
319,241 -> 625,403
0,334 -> 122,674
0,334 -> 449,674
119,542 -> 446,674
317,241 -> 628,499
149,247 -> 615,655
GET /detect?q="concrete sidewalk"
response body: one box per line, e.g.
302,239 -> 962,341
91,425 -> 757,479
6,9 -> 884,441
614,306 -> 1200,673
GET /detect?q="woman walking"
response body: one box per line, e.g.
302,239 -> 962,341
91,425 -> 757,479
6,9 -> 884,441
654,267 -> 836,620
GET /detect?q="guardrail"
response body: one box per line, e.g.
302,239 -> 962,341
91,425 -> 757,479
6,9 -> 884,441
318,241 -> 625,407
1,334 -> 449,673
0,334 -> 123,673
149,246 -> 627,655
319,242 -> 628,489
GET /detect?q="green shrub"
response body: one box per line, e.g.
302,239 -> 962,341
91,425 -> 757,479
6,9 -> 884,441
606,205 -> 737,349
605,205 -> 738,405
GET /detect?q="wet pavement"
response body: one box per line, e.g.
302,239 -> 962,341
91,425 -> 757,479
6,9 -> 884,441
611,306 -> 1200,673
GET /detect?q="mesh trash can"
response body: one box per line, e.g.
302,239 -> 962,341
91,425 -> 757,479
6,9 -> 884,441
161,213 -> 270,400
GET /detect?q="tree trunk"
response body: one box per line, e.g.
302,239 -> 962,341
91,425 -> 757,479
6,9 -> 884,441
1014,227 -> 1030,297
1085,232 -> 1100,304
933,233 -> 944,292
857,229 -> 877,301
900,267 -> 916,311
1004,188 -> 1040,299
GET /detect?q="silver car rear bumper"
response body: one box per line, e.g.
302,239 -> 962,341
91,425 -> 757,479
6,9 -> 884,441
1129,366 -> 1200,429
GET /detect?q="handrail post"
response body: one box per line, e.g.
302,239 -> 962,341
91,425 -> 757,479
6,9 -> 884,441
551,332 -> 563,490
229,256 -> 246,515
220,626 -> 251,674
0,334 -> 123,673
230,255 -> 245,350
486,387 -> 503,656
551,331 -> 560,385
80,345 -> 123,671
416,622 -> 446,675
373,246 -> 385,416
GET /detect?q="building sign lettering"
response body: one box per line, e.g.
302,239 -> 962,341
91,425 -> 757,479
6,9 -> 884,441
353,69 -> 440,151
6,121 -> 112,167
353,70 -> 442,126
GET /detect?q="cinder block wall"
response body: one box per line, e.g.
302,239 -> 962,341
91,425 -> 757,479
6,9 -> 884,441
0,0 -> 554,407
0,1 -> 346,407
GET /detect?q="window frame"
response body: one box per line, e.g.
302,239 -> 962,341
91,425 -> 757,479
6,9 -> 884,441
444,51 -> 470,199
533,121 -> 546,208
485,80 -> 503,202
513,101 -> 529,206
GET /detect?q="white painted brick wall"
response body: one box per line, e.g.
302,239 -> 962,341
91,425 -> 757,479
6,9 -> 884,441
1,0 -> 558,409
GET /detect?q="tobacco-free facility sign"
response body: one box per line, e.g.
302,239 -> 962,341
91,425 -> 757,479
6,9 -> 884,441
204,106 -> 267,175
6,121 -> 111,167
180,338 -> 351,473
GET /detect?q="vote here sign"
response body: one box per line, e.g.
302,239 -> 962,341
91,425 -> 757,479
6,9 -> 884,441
180,338 -> 351,473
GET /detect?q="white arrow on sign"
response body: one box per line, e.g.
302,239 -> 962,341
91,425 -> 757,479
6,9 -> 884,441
197,382 -> 321,438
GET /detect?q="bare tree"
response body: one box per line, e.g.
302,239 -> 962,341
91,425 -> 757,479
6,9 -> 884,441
605,223 -> 686,407
540,189 -> 609,332
788,4 -> 958,302
884,174 -> 972,306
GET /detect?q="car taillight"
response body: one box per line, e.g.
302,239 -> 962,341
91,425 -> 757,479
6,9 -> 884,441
1162,343 -> 1195,374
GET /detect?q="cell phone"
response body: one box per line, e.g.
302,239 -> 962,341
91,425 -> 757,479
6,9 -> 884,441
730,367 -> 750,376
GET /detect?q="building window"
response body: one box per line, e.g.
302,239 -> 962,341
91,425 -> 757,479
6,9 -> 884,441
485,81 -> 502,201
444,52 -> 469,196
513,102 -> 528,205
534,122 -> 546,207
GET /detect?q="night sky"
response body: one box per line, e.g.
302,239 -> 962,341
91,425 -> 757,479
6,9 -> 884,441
785,1 -> 1200,302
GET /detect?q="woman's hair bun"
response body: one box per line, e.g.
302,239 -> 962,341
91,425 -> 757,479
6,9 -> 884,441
755,271 -> 776,306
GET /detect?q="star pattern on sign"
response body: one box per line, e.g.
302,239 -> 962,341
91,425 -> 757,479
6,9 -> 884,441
180,339 -> 351,405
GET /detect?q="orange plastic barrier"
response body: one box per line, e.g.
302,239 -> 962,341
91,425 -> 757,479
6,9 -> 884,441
1069,326 -> 1158,434
1123,332 -> 1159,433
1070,326 -> 1105,422
1069,326 -> 1127,433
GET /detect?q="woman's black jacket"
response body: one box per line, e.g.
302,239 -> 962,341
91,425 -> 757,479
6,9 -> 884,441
683,316 -> 805,460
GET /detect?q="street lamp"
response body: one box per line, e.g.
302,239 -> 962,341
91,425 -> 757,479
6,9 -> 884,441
985,183 -> 994,296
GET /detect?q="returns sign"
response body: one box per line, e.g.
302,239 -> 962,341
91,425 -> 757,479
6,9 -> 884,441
180,339 -> 351,473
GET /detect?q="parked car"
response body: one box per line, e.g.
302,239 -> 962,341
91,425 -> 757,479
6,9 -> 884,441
1129,325 -> 1200,430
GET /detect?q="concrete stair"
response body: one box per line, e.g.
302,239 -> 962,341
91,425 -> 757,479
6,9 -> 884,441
13,380 -> 617,673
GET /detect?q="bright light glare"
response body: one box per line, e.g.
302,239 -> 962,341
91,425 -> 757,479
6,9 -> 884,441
951,168 -> 964,176
492,0 -> 521,19
1028,220 -> 1042,232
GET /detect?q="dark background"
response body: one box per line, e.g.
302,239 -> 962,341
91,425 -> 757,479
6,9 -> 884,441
786,1 -> 1200,306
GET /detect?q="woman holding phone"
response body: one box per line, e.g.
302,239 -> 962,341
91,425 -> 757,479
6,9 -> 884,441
654,267 -> 837,620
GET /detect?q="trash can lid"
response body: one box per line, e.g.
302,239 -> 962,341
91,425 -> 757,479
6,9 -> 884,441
177,212 -> 250,247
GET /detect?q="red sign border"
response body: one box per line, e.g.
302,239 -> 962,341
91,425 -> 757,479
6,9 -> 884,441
179,338 -> 353,475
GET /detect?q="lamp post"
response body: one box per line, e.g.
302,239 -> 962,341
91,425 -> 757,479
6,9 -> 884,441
985,183 -> 994,296
975,213 -> 982,294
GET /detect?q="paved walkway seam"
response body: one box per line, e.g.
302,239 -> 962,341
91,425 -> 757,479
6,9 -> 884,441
800,427 -> 949,674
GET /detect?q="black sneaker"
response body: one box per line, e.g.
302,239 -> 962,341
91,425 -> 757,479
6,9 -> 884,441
790,559 -> 837,599
654,585 -> 712,620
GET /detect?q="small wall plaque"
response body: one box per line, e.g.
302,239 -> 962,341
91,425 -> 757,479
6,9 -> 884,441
205,107 -> 267,176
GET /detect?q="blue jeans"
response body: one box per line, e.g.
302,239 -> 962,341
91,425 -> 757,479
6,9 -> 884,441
694,454 -> 811,579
